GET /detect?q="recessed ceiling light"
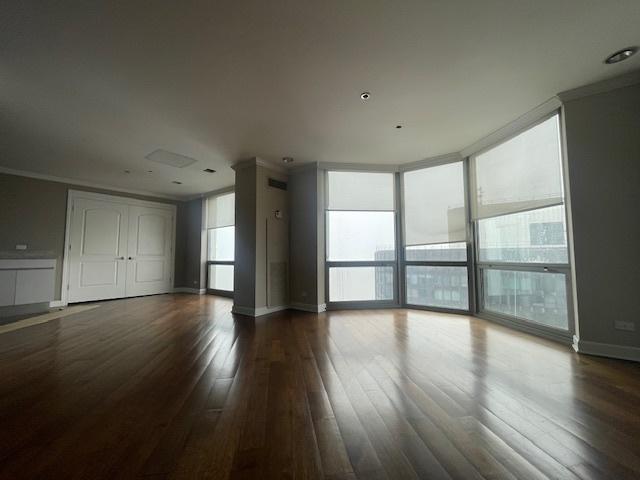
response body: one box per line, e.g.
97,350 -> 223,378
604,47 -> 638,64
203,168 -> 216,173
172,181 -> 183,185
360,92 -> 371,100
282,157 -> 294,164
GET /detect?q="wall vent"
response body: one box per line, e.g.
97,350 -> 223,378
268,178 -> 287,190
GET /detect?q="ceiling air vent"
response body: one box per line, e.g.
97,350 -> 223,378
145,149 -> 197,168
268,178 -> 287,191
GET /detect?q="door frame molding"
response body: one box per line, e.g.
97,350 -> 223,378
61,190 -> 177,306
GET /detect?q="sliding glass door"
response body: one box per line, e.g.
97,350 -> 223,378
402,160 -> 471,312
325,171 -> 398,307
471,113 -> 573,334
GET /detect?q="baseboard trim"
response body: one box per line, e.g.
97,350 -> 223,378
49,300 -> 67,308
573,335 -> 640,363
173,288 -> 206,295
289,302 -> 327,313
231,304 -> 290,317
231,305 -> 255,316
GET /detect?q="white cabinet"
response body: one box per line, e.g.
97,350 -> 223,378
15,269 -> 55,305
0,270 -> 17,306
0,259 -> 56,306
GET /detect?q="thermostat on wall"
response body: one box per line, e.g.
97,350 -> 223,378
274,210 -> 283,219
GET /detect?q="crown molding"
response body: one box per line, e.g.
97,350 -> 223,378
460,97 -> 562,159
317,162 -> 399,172
398,152 -> 462,172
288,161 -> 320,175
558,69 -> 640,103
0,165 -> 182,201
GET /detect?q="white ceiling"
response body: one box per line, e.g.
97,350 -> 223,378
1,1 -> 639,199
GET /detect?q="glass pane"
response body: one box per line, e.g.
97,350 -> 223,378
329,267 -> 394,302
403,162 -> 466,245
327,211 -> 395,261
208,264 -> 234,291
327,171 -> 394,211
208,226 -> 235,261
406,266 -> 469,310
474,114 -> 563,219
405,242 -> 467,262
483,269 -> 568,329
207,192 -> 235,228
478,205 -> 568,264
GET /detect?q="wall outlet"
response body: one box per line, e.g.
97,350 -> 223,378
15,244 -> 27,250
193,280 -> 199,285
301,291 -> 307,298
614,320 -> 636,332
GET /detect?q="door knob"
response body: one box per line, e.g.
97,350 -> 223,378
116,256 -> 125,260
128,257 -> 134,260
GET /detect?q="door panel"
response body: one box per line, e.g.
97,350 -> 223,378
126,206 -> 173,297
68,198 -> 128,302
82,209 -> 122,255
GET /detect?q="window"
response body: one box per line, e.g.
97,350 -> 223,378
327,211 -> 395,261
477,205 -> 568,264
402,161 -> 470,311
208,264 -> 234,292
472,113 -> 571,331
206,191 -> 235,294
326,171 -> 397,304
405,266 -> 469,310
482,269 -> 568,329
329,266 -> 394,302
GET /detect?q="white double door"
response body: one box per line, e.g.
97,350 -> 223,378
67,193 -> 175,303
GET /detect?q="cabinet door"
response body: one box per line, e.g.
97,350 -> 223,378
0,270 -> 17,306
68,198 -> 128,302
15,269 -> 54,305
125,206 -> 173,297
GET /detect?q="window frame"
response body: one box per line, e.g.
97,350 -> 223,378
324,170 -> 401,309
205,191 -> 235,298
469,110 -> 575,341
399,158 -> 474,314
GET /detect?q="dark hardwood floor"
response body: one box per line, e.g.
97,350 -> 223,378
0,294 -> 639,479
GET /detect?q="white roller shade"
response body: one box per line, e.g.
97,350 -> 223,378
403,161 -> 466,246
207,192 -> 235,228
472,114 -> 564,220
327,171 -> 394,211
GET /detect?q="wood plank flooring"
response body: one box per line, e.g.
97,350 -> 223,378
0,294 -> 639,479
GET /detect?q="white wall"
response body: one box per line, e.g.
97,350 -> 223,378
232,164 -> 257,309
563,82 -> 640,351
232,159 -> 290,314
289,166 -> 325,308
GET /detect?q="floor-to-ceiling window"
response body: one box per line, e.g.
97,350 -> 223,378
325,171 -> 398,306
402,160 -> 471,311
470,113 -> 572,334
206,191 -> 235,295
